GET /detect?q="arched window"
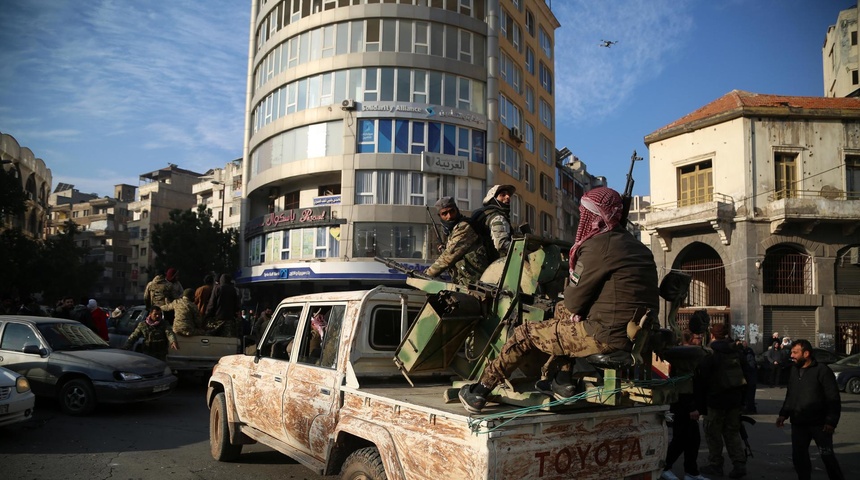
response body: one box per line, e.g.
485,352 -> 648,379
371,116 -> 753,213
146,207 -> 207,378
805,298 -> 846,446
762,245 -> 812,294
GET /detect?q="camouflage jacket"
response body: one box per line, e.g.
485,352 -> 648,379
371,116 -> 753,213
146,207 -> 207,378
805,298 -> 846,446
124,320 -> 177,358
425,220 -> 490,285
471,205 -> 512,258
162,297 -> 205,336
144,275 -> 174,309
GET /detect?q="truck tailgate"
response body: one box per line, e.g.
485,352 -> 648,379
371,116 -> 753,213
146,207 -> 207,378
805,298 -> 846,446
168,336 -> 240,371
351,385 -> 667,480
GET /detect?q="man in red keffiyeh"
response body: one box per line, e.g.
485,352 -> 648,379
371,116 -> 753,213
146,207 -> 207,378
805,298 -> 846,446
459,187 -> 660,413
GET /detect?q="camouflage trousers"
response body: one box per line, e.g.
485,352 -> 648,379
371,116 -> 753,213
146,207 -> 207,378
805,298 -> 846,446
702,406 -> 747,469
479,301 -> 608,388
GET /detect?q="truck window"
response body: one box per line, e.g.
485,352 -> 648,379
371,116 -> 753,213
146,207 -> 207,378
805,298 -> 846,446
297,305 -> 345,368
260,306 -> 302,360
369,306 -> 419,350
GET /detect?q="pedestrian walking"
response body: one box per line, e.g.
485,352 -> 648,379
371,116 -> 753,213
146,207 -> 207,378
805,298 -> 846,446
765,340 -> 782,387
660,330 -> 710,480
699,323 -> 750,479
776,339 -> 845,480
87,299 -> 110,341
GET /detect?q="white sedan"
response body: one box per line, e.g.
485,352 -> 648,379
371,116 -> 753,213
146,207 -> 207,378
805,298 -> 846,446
0,366 -> 35,427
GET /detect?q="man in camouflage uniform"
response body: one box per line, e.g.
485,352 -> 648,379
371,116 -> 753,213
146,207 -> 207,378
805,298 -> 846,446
459,187 -> 659,413
123,306 -> 178,361
424,197 -> 490,285
144,272 -> 175,311
470,185 -> 514,259
161,288 -> 206,336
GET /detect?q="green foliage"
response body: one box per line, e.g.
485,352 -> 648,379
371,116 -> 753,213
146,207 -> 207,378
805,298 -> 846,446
149,205 -> 240,290
0,223 -> 103,302
0,166 -> 27,221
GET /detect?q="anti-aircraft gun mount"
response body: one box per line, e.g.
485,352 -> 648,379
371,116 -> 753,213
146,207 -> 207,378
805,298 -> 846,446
386,234 -> 685,412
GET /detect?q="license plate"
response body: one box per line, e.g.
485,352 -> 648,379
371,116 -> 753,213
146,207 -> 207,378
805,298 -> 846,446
0,404 -> 8,414
153,384 -> 170,393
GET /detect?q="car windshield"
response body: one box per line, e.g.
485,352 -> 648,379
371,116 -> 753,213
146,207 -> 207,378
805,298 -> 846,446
833,354 -> 860,367
37,322 -> 110,351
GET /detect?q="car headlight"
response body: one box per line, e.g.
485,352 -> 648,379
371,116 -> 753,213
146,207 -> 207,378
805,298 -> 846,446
16,376 -> 31,393
116,372 -> 143,381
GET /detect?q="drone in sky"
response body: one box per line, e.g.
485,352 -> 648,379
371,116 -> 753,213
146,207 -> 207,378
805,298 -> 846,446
600,40 -> 618,48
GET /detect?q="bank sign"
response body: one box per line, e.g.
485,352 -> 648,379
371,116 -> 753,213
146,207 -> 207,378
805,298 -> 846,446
244,206 -> 344,239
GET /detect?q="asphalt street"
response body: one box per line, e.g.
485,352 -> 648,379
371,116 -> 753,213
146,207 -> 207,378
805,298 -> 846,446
1,378 -> 858,479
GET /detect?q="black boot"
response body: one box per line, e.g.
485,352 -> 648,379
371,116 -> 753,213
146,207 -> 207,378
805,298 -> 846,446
459,383 -> 492,413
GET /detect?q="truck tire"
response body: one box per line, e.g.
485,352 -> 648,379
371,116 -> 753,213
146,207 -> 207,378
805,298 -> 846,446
341,447 -> 387,480
58,378 -> 96,415
210,392 -> 242,461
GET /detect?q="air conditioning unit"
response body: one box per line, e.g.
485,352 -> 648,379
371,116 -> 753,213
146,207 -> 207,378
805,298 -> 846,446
509,126 -> 524,143
850,246 -> 860,265
341,99 -> 357,111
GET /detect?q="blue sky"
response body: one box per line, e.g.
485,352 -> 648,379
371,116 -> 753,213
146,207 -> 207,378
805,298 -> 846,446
0,0 -> 852,197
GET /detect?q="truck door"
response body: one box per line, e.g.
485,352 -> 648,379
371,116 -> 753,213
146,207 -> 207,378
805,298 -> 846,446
283,303 -> 346,459
236,304 -> 303,440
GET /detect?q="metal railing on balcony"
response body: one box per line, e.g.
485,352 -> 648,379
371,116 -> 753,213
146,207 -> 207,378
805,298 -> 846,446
767,188 -> 860,201
647,192 -> 733,213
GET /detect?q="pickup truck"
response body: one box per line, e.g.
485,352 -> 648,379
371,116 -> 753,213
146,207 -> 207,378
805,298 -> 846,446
109,305 -> 241,375
207,281 -> 671,479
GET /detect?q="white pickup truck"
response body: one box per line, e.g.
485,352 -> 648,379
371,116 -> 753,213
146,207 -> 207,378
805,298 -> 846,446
206,285 -> 669,479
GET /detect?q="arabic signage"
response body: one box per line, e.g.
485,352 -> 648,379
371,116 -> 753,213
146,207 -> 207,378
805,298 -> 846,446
359,102 -> 487,127
244,206 -> 345,239
421,152 -> 468,176
313,195 -> 342,206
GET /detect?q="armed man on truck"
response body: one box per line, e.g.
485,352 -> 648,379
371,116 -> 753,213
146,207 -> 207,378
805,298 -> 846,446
459,186 -> 660,412
469,184 -> 515,259
423,197 -> 491,285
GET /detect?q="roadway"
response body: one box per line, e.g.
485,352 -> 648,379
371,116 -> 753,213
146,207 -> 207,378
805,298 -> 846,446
1,378 -> 858,479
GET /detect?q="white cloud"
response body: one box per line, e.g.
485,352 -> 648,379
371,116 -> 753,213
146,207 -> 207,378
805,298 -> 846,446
553,0 -> 694,125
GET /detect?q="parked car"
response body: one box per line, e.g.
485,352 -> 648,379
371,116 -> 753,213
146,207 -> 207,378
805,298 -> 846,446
831,353 -> 860,394
108,305 -> 148,350
0,366 -> 35,427
755,347 -> 846,385
0,316 -> 177,415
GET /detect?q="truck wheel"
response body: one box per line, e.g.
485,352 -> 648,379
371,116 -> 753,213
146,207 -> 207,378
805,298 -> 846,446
58,378 -> 96,415
341,447 -> 387,480
848,377 -> 860,394
210,392 -> 242,461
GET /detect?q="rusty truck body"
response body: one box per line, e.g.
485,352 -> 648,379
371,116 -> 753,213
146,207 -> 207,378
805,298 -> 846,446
206,284 -> 670,479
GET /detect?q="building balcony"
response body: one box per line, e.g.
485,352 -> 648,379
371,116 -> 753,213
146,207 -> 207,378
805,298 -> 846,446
643,193 -> 735,251
766,190 -> 860,235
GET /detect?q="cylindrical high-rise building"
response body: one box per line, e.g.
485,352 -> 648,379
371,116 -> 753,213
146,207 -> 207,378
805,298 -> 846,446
239,0 -> 559,300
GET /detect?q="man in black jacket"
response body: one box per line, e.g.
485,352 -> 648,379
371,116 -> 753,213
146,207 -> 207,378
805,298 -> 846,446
776,339 -> 844,480
699,323 -> 750,479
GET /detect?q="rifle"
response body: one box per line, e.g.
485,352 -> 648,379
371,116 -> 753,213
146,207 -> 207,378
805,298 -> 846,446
374,256 -> 433,280
620,150 -> 643,227
740,415 -> 756,458
426,205 -> 444,252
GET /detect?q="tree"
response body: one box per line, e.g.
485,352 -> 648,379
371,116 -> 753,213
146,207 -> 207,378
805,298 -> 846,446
150,205 -> 240,290
0,222 -> 102,303
35,223 -> 103,302
0,166 -> 26,226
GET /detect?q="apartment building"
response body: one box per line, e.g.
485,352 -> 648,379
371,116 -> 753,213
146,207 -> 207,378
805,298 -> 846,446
823,3 -> 860,98
48,184 -> 135,306
128,165 -> 203,300
240,0 -> 561,300
0,130 -> 52,240
644,90 -> 860,354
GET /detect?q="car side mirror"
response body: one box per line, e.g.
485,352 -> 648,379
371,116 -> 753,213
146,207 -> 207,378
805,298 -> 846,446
22,344 -> 46,356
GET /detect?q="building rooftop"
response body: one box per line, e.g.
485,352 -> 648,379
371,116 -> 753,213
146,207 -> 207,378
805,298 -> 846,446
645,90 -> 860,144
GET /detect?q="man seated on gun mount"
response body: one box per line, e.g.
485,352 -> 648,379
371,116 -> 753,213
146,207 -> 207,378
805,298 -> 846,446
458,187 -> 660,413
